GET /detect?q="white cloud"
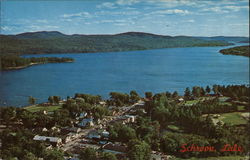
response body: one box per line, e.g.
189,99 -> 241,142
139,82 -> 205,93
223,5 -> 248,12
116,0 -> 140,5
62,12 -> 91,18
147,0 -> 204,8
145,0 -> 248,11
95,18 -> 135,26
201,7 -> 228,13
96,10 -> 140,16
96,0 -> 140,9
136,25 -> 146,28
151,9 -> 191,15
101,19 -> 115,23
1,26 -> 12,31
201,5 -> 248,13
229,23 -> 249,26
36,19 -> 48,23
97,2 -> 116,9
114,23 -> 128,26
125,7 -> 137,10
27,25 -> 59,31
185,19 -> 195,23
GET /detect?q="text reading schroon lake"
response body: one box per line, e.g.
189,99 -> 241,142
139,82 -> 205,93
0,44 -> 249,107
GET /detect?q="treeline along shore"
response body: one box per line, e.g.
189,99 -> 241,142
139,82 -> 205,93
1,31 -> 249,71
219,45 -> 250,57
0,56 -> 74,70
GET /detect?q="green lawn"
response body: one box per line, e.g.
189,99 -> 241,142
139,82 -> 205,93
219,102 -> 232,106
237,105 -> 245,111
173,156 -> 248,160
24,105 -> 62,113
185,99 -> 199,105
184,97 -> 217,106
167,124 -> 181,131
218,112 -> 248,125
218,97 -> 230,102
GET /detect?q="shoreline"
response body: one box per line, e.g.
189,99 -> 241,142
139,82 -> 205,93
2,60 -> 74,71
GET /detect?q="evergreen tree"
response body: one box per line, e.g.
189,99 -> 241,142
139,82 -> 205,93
172,91 -> 179,98
184,87 -> 191,100
206,86 -> 211,94
28,96 -> 36,105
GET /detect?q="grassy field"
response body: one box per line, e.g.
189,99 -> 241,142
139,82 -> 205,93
218,112 -> 248,125
219,102 -> 232,106
237,105 -> 245,111
184,99 -> 199,105
184,97 -> 215,106
173,156 -> 249,160
24,105 -> 62,113
167,124 -> 182,132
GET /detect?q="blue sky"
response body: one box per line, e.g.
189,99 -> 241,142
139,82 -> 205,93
0,0 -> 249,36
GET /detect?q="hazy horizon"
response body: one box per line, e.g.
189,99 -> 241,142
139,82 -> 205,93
0,0 -> 249,37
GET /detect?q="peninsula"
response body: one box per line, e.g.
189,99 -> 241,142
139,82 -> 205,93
0,56 -> 74,70
219,45 -> 250,57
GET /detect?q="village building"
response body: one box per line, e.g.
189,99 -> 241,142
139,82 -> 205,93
178,98 -> 184,102
51,126 -> 61,133
102,142 -> 127,155
78,118 -> 94,128
63,132 -> 81,143
101,130 -> 110,139
113,115 -> 136,124
75,112 -> 88,120
42,127 -> 48,132
99,101 -> 106,105
87,130 -> 101,140
33,135 -> 62,147
61,127 -> 81,143
61,127 -> 81,133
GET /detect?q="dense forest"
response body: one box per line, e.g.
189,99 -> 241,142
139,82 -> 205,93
197,36 -> 249,43
219,45 -> 249,57
0,31 -> 231,56
0,55 -> 74,70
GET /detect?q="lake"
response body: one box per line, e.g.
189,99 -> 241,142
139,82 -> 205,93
0,44 -> 249,107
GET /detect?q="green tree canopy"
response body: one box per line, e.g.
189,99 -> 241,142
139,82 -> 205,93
79,147 -> 97,160
128,139 -> 151,160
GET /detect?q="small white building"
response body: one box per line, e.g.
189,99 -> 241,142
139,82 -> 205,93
78,118 -> 94,128
101,130 -> 110,138
178,98 -> 184,102
125,115 -> 136,123
33,135 -> 62,147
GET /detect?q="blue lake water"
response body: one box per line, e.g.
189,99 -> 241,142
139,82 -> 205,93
0,44 -> 249,107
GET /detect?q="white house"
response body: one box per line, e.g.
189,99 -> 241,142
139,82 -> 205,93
33,135 -> 62,147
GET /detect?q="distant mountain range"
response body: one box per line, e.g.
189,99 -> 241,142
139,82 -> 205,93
0,31 -> 248,56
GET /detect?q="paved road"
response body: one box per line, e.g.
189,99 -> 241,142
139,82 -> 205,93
60,100 -> 144,152
61,128 -> 93,151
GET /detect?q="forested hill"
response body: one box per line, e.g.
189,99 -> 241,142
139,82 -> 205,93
0,31 -> 231,55
197,36 -> 249,43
